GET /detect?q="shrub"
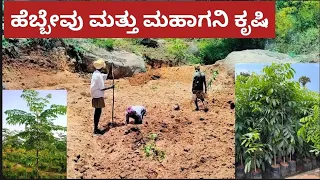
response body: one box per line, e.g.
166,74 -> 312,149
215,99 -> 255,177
269,1 -> 320,55
166,39 -> 188,64
197,38 -> 265,65
197,39 -> 230,64
143,133 -> 166,162
236,63 -> 320,175
2,38 -> 9,47
288,28 -> 320,55
91,38 -> 114,51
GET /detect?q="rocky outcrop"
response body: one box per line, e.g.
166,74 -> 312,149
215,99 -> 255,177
216,49 -> 301,74
80,50 -> 146,79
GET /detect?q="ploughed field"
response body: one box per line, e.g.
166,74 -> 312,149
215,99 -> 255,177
3,59 -> 236,178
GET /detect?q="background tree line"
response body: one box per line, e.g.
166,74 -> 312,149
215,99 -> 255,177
2,1 -> 319,66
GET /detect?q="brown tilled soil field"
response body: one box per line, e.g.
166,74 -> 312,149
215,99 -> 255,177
3,56 -> 235,178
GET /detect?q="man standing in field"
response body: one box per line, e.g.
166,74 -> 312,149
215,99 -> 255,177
192,65 -> 208,111
90,59 -> 114,135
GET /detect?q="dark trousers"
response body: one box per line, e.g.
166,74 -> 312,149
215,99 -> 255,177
94,108 -> 102,130
126,113 -> 144,124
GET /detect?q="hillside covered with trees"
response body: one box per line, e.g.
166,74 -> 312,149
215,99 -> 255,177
2,1 -> 319,67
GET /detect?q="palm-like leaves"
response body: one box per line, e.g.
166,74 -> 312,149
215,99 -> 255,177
298,76 -> 311,87
5,110 -> 36,126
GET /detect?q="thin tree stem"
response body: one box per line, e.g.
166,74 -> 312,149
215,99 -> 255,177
254,153 -> 257,172
36,149 -> 39,179
36,114 -> 40,179
290,153 -> 292,161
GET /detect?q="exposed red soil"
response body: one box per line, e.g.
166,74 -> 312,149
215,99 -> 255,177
3,56 -> 235,179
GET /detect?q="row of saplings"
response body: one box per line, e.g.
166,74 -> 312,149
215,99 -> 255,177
235,64 -> 320,179
235,130 -> 320,179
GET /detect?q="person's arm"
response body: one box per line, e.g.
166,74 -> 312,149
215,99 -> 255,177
102,73 -> 108,81
203,74 -> 207,93
125,113 -> 130,124
99,75 -> 114,91
141,108 -> 146,119
192,74 -> 195,92
100,84 -> 114,91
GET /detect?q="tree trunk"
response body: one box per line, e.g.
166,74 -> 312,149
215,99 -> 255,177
274,152 -> 277,166
36,149 -> 39,179
254,153 -> 257,172
290,153 -> 291,161
36,114 -> 40,179
283,156 -> 286,164
240,154 -> 243,167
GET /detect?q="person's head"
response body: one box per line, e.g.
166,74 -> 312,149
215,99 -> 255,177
93,58 -> 106,71
195,65 -> 201,72
126,106 -> 133,113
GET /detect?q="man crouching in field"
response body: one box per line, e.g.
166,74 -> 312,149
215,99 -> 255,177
125,106 -> 146,124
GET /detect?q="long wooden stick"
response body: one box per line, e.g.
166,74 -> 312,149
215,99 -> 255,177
111,63 -> 115,126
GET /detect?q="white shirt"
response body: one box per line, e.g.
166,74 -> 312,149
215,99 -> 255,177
90,70 -> 108,98
126,106 -> 146,118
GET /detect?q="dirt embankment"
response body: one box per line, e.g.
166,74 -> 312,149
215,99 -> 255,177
2,47 -> 236,179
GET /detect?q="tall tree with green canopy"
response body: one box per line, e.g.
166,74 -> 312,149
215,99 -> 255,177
298,76 -> 311,88
4,90 -> 67,179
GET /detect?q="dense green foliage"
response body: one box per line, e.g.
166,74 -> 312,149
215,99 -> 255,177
90,38 -> 114,51
2,131 -> 67,179
298,105 -> 320,156
79,1 -> 317,65
2,90 -> 67,179
271,1 -> 320,55
235,63 -> 320,174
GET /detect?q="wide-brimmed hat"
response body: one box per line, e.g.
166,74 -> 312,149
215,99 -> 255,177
194,65 -> 201,71
93,59 -> 106,69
